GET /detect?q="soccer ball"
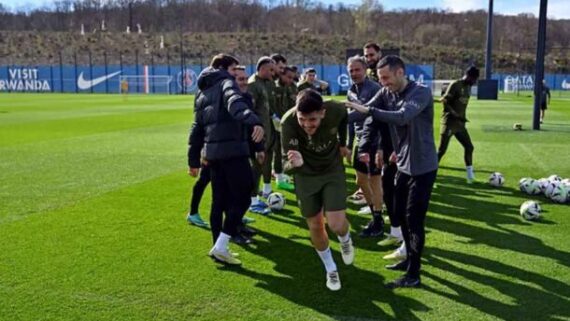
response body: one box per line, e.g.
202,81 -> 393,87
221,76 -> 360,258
550,184 -> 569,204
518,178 -> 532,191
267,192 -> 285,211
544,181 -> 560,199
519,178 -> 540,195
520,200 -> 541,221
537,178 -> 550,194
489,172 -> 504,187
548,175 -> 562,183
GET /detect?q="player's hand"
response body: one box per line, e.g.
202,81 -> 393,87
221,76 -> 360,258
287,150 -> 304,168
358,153 -> 370,164
251,125 -> 264,143
255,151 -> 265,165
188,167 -> 200,177
389,152 -> 397,164
375,150 -> 384,168
345,101 -> 369,114
339,146 -> 351,164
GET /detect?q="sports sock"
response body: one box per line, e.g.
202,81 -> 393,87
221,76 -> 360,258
390,226 -> 402,239
214,232 -> 231,252
466,166 -> 474,179
316,247 -> 337,273
251,196 -> 259,206
263,183 -> 272,195
337,231 -> 351,243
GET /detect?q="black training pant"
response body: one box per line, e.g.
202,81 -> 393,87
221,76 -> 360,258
209,157 -> 254,244
394,169 -> 437,278
382,162 -> 400,228
190,165 -> 211,214
438,128 -> 474,166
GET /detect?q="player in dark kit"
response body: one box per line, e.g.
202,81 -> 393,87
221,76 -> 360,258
281,89 -> 354,291
539,79 -> 551,124
437,66 -> 479,183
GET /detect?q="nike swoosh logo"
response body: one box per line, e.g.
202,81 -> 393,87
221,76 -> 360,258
77,71 -> 122,90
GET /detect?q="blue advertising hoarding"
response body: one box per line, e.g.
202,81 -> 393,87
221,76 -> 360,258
0,64 -> 434,95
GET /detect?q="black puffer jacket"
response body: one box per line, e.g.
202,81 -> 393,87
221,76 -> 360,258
188,67 -> 262,168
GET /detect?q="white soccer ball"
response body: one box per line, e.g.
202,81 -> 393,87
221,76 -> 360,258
550,184 -> 569,204
267,192 -> 285,211
520,200 -> 542,221
548,174 -> 562,183
537,178 -> 550,194
519,178 -> 541,195
544,181 -> 560,199
489,172 -> 505,187
519,178 -> 532,191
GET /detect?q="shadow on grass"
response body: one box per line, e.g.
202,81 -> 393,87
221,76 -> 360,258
422,248 -> 570,321
416,173 -> 570,319
226,229 -> 429,321
429,174 -> 569,267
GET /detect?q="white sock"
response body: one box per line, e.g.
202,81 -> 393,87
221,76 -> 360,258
390,226 -> 402,239
214,232 -> 231,252
263,183 -> 272,195
251,196 -> 259,205
337,232 -> 351,243
466,166 -> 474,179
316,247 -> 337,273
397,242 -> 407,254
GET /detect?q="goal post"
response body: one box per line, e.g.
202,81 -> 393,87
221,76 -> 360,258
118,75 -> 173,94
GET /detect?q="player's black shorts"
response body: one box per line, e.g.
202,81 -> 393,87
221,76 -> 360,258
352,145 -> 382,176
540,102 -> 547,110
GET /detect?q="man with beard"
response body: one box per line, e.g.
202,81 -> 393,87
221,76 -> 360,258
270,55 -> 295,191
364,42 -> 381,83
346,55 -> 438,289
247,57 -> 277,215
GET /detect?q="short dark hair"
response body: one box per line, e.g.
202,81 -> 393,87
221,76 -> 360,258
210,54 -> 239,70
466,66 -> 480,79
296,89 -> 323,113
256,56 -> 274,71
304,67 -> 316,74
377,55 -> 406,72
290,65 -> 298,72
363,42 -> 381,52
283,66 -> 295,74
270,54 -> 287,64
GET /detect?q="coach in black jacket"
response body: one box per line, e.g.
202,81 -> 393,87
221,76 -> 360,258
188,54 -> 264,266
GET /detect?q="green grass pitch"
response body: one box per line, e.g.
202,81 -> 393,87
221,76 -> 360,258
0,92 -> 569,321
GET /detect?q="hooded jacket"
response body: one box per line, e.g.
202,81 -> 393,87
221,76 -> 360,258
188,67 -> 262,168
